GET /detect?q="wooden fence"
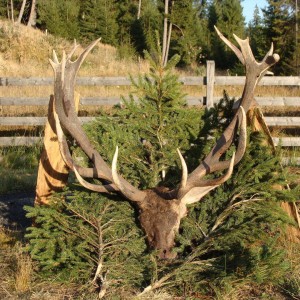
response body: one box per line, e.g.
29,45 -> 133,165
0,61 -> 300,163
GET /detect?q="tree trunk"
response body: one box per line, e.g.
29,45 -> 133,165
162,0 -> 169,65
27,0 -> 36,27
35,93 -> 80,205
10,0 -> 14,22
164,22 -> 172,66
137,0 -> 142,20
7,1 -> 10,20
17,0 -> 27,24
247,106 -> 300,243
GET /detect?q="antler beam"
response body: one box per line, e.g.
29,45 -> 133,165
214,26 -> 280,112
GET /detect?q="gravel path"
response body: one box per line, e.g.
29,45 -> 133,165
0,192 -> 35,230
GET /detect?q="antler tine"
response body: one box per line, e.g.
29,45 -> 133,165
112,146 -> 146,202
61,51 -> 67,84
71,38 -> 101,76
177,148 -> 188,189
180,152 -> 236,205
52,50 -> 59,63
49,50 -> 60,72
54,100 -> 118,193
214,26 -> 245,64
233,34 -> 256,63
260,44 -> 280,76
264,42 -> 274,60
66,40 -> 79,61
262,42 -> 280,64
73,166 -> 118,193
177,106 -> 246,201
194,152 -> 236,188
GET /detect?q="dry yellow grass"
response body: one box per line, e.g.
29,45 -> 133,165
0,19 -> 149,77
14,249 -> 32,294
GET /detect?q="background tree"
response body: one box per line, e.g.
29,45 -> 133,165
27,0 -> 36,27
16,0 -> 27,23
0,0 -> 7,17
208,0 -> 245,70
138,0 -> 161,53
114,0 -> 139,55
37,0 -> 80,39
80,0 -> 118,45
262,0 -> 297,74
167,0 -> 206,66
247,5 -> 266,60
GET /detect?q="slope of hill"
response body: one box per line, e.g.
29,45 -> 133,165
0,19 -> 148,77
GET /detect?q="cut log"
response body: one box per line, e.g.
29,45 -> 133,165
34,93 -> 80,205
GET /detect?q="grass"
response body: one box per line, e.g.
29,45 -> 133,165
0,19 -> 149,77
0,144 -> 42,194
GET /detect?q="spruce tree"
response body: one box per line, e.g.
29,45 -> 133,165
138,0 -> 161,54
248,5 -> 266,60
83,43 -> 203,188
105,0 -> 151,57
208,0 -> 245,70
168,0 -> 206,66
0,0 -> 7,17
37,0 -> 80,39
79,0 -> 118,45
262,0 -> 297,74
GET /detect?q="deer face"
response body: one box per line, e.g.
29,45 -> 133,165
138,190 -> 187,259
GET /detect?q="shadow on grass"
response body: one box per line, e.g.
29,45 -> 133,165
0,168 -> 36,231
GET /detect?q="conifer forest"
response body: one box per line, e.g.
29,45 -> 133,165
0,0 -> 300,299
1,0 -> 300,75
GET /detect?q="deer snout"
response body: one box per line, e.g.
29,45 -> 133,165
158,248 -> 177,260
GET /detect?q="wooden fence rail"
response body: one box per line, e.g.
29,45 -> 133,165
1,116 -> 300,127
1,61 -> 300,155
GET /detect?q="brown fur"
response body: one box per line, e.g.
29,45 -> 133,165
138,190 -> 186,259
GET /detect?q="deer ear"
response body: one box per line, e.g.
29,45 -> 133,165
180,186 -> 218,205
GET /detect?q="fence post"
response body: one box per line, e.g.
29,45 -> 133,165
206,60 -> 215,108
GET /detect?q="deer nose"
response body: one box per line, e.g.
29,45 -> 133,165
159,249 -> 177,260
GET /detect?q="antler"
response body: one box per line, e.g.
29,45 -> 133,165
214,26 -> 280,112
175,27 -> 280,204
51,40 -> 146,203
50,27 -> 279,211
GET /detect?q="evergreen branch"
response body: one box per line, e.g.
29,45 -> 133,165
195,222 -> 208,238
50,213 -> 100,250
91,219 -> 109,299
137,271 -> 174,297
209,195 -> 264,235
67,207 -> 98,230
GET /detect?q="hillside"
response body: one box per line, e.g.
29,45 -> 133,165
0,19 -> 149,77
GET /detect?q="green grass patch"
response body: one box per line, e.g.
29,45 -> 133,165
0,168 -> 37,194
0,144 -> 41,194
